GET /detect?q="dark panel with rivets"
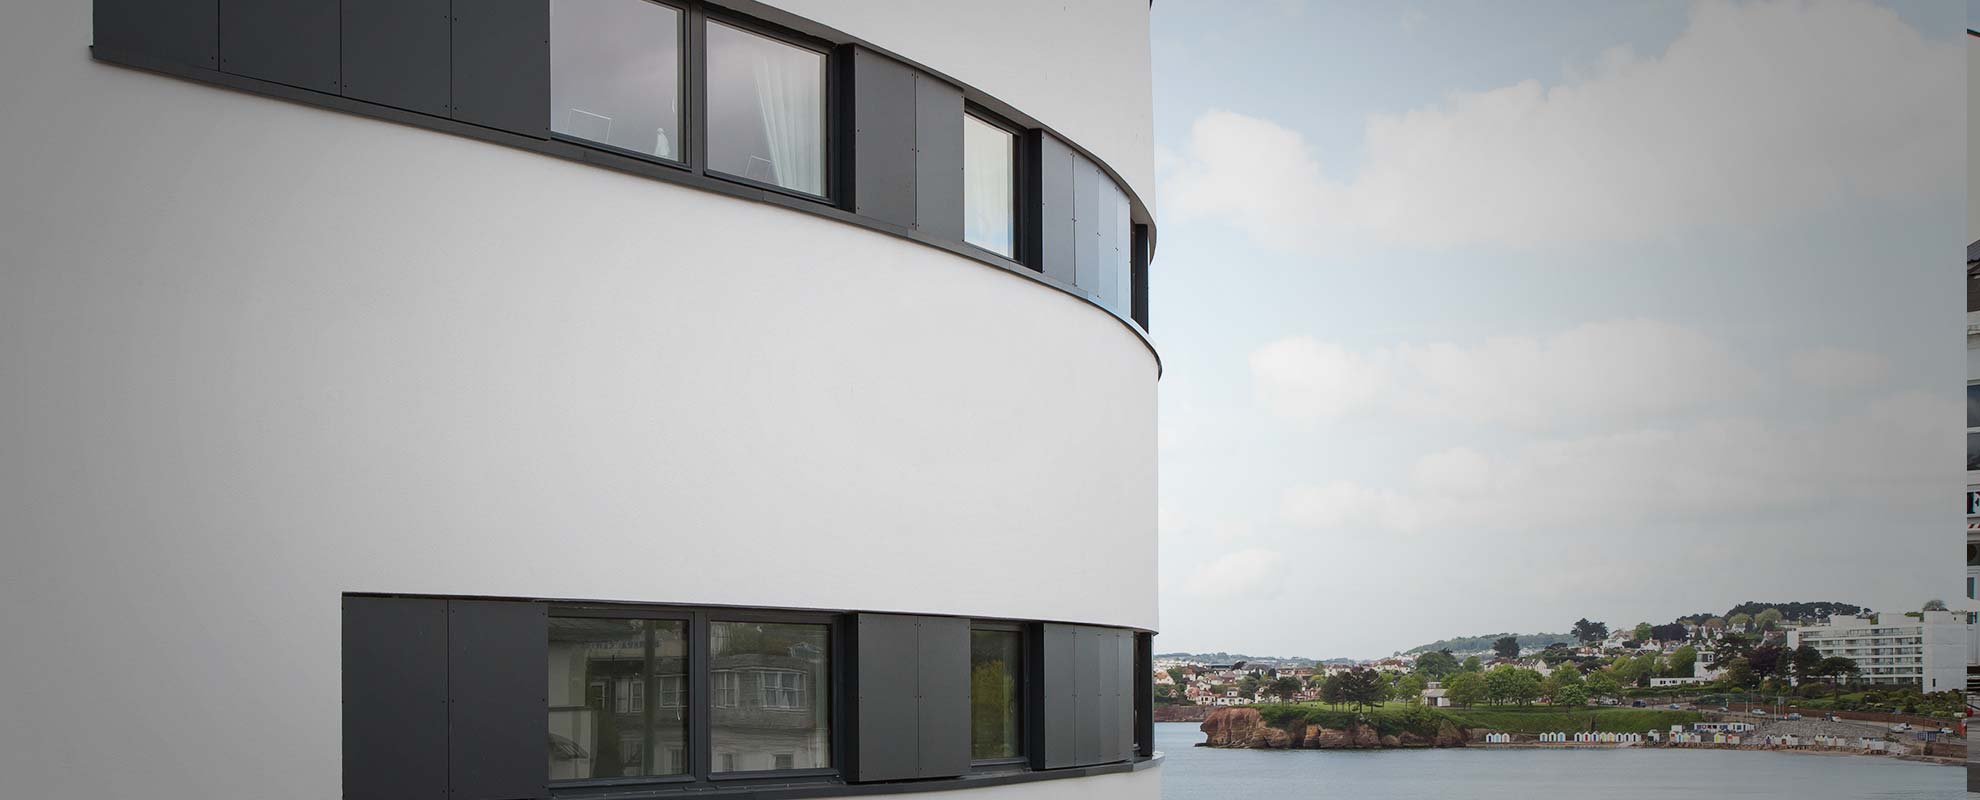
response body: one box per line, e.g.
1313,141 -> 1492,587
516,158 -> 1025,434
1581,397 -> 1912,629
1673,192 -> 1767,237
343,596 -> 449,800
852,613 -> 921,782
94,0 -> 218,70
447,599 -> 547,800
219,0 -> 340,94
1033,133 -> 1077,286
915,616 -> 970,778
913,76 -> 964,242
451,0 -> 549,137
851,47 -> 917,229
342,0 -> 450,117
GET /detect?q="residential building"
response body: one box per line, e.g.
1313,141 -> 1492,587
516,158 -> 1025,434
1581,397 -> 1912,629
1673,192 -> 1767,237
1786,611 -> 1974,691
3,2 -> 1160,799
1420,682 -> 1452,708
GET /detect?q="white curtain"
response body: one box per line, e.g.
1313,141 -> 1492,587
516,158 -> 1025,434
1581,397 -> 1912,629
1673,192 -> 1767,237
963,117 -> 1014,257
752,52 -> 823,195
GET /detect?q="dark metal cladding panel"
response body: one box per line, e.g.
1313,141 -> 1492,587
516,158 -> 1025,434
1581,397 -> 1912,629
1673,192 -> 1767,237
915,616 -> 970,778
1035,134 -> 1077,285
1039,623 -> 1078,768
1131,224 -> 1151,331
852,614 -> 921,782
1096,628 -> 1121,762
850,47 -> 917,228
1073,626 -> 1104,765
448,600 -> 547,800
219,0 -> 339,94
451,0 -> 550,137
913,76 -> 964,242
344,597 -> 449,800
1116,630 -> 1135,762
94,0 -> 218,69
342,0 -> 450,116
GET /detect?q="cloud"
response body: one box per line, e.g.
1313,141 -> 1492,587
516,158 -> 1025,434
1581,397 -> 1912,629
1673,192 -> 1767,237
1251,318 -> 1752,429
1277,390 -> 1954,533
1164,0 -> 1959,250
1183,547 -> 1282,597
1788,347 -> 1890,389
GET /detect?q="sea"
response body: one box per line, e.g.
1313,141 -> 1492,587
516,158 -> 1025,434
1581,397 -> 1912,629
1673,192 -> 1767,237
1154,722 -> 1964,799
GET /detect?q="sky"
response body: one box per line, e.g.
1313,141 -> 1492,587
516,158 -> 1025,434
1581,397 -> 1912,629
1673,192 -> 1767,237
1148,0 -> 1965,659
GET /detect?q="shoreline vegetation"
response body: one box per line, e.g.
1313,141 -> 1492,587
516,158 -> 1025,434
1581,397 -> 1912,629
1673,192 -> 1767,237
1194,706 -> 1960,767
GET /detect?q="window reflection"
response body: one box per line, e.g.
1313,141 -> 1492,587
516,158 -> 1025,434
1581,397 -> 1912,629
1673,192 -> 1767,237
970,629 -> 1022,759
964,114 -> 1015,257
550,0 -> 683,160
709,621 -> 831,772
706,21 -> 826,196
548,618 -> 688,779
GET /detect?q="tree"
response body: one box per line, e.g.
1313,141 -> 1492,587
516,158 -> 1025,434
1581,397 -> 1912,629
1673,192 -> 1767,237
1817,657 -> 1860,687
1396,672 -> 1429,704
1633,622 -> 1653,642
1747,644 -> 1784,680
1153,684 -> 1179,704
1552,684 -> 1590,707
1727,612 -> 1752,631
1754,608 -> 1783,631
1270,676 -> 1303,700
1717,632 -> 1753,659
1444,671 -> 1486,708
1416,649 -> 1459,678
1493,636 -> 1521,660
1238,675 -> 1261,697
1791,644 -> 1823,683
1668,645 -> 1697,679
1573,618 -> 1609,645
1319,673 -> 1346,709
1650,622 -> 1688,642
1461,656 -> 1483,673
1925,598 -> 1949,611
1722,657 -> 1754,689
1585,669 -> 1622,701
1166,667 -> 1187,686
1336,668 -> 1387,710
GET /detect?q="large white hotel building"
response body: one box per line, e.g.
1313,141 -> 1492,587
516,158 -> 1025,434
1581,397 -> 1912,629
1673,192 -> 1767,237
1,2 -> 1162,799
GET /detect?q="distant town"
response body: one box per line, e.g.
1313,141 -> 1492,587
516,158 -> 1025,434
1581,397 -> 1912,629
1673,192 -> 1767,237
1155,600 -> 1970,720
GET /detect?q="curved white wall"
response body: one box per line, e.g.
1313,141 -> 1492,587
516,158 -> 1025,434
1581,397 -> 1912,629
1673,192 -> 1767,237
767,0 -> 1158,214
0,3 -> 1157,798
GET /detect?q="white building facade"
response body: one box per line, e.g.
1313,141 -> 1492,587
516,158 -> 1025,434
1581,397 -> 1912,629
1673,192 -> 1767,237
1,2 -> 1162,799
1786,612 -> 1973,693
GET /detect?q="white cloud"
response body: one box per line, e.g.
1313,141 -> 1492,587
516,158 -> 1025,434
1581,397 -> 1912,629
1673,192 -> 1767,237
1277,390 -> 1954,533
1183,547 -> 1282,597
1788,347 -> 1890,389
1251,318 -> 1752,429
1165,0 -> 1958,250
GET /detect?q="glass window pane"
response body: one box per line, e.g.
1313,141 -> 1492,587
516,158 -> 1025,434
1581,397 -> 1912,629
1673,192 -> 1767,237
964,114 -> 1015,257
707,21 -> 826,196
970,629 -> 1022,760
549,618 -> 688,780
550,0 -> 683,160
1968,384 -> 1980,429
709,621 -> 830,772
1970,432 -> 1979,472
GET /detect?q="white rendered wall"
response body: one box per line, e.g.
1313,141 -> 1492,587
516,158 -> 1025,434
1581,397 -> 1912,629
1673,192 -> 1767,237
0,4 -> 1158,798
767,0 -> 1157,215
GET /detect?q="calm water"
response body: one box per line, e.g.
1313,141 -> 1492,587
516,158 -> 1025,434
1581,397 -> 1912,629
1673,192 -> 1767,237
1155,723 -> 1963,799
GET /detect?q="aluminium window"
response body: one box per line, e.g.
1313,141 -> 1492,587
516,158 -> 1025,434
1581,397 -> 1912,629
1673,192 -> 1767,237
705,19 -> 828,197
549,0 -> 685,162
709,621 -> 831,772
963,113 -> 1017,258
969,627 -> 1024,761
547,617 -> 689,780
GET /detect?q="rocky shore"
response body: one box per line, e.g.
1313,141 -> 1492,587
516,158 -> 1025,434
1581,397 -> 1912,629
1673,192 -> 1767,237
1198,707 -> 1471,749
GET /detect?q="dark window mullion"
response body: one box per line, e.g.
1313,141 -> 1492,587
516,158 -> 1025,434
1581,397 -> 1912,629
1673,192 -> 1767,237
689,609 -> 712,782
686,2 -> 708,177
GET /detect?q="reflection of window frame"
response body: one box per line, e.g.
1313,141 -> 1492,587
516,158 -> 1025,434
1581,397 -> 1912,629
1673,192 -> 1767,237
712,670 -> 740,708
1968,383 -> 1980,471
758,669 -> 806,710
656,674 -> 686,708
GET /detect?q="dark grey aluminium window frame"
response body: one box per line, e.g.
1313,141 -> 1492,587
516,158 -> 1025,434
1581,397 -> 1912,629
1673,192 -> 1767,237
959,104 -> 1027,267
697,5 -> 838,204
967,620 -> 1031,770
548,604 -> 848,795
546,0 -> 692,170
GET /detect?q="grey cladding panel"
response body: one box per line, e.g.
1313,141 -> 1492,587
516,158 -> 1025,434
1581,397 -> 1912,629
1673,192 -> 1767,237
1071,156 -> 1100,295
1116,631 -> 1135,762
1074,627 -> 1104,765
452,0 -> 549,137
915,617 -> 970,778
1035,135 -> 1077,285
448,600 -> 546,800
95,0 -> 217,69
342,0 -> 451,116
851,48 -> 917,228
853,614 -> 921,782
344,597 -> 449,800
914,77 -> 964,242
219,0 -> 339,93
1096,628 -> 1121,762
1039,623 -> 1078,768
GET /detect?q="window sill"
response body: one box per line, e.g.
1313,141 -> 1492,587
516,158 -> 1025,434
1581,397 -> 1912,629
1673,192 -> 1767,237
550,755 -> 1159,799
